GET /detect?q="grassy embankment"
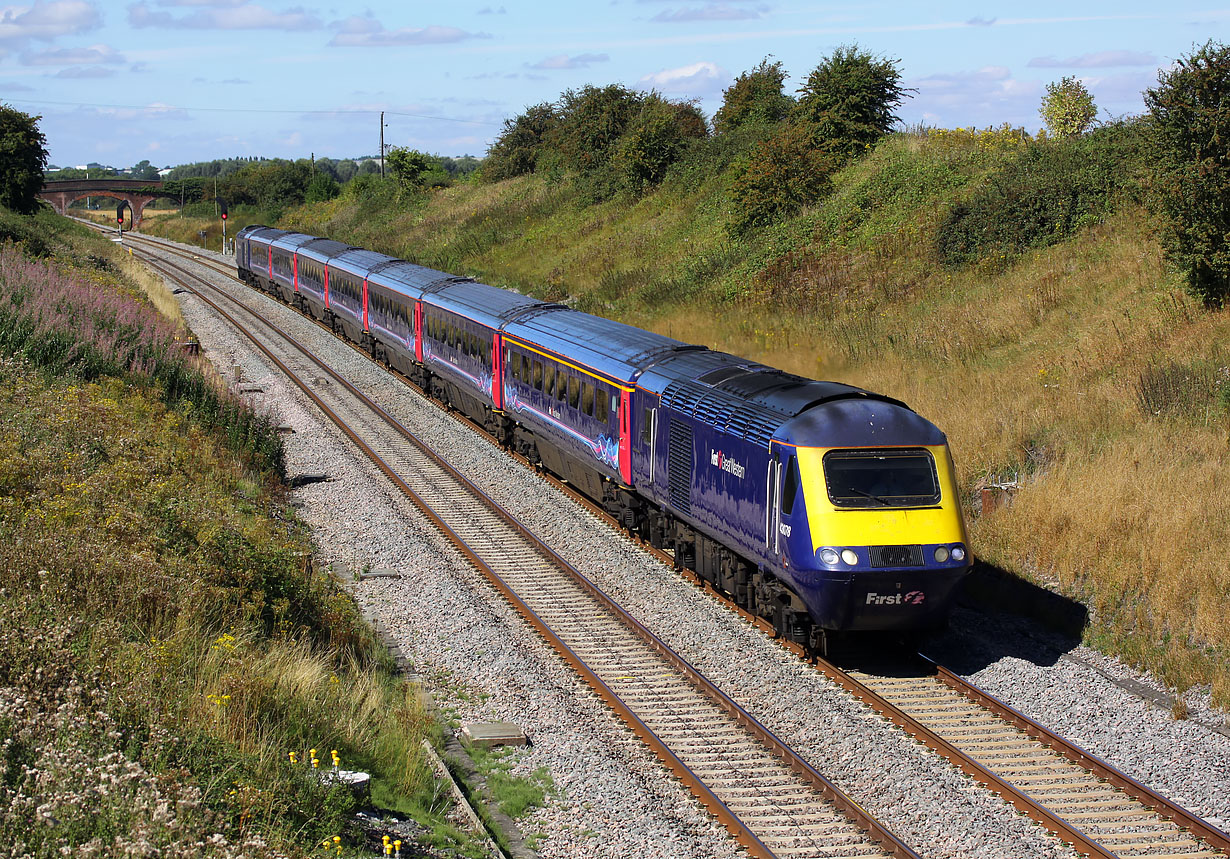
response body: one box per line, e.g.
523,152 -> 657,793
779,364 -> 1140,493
147,126 -> 1230,713
0,209 -> 505,856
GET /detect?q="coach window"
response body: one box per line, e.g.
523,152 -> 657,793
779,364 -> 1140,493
596,390 -> 609,424
532,360 -> 543,391
581,381 -> 594,416
567,375 -> 580,409
543,362 -> 556,399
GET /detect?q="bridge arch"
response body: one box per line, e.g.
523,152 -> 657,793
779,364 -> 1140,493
39,179 -> 169,229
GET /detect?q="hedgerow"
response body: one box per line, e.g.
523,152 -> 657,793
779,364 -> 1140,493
935,121 -> 1147,267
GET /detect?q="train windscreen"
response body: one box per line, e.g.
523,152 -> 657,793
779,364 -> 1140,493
822,448 -> 940,508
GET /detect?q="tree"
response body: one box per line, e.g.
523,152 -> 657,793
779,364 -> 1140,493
1039,77 -> 1097,138
554,84 -> 645,171
386,147 -> 435,191
611,95 -> 708,193
483,102 -> 559,181
130,159 -> 160,180
794,44 -> 911,154
728,124 -> 841,233
221,159 -> 311,210
305,171 -> 340,202
713,57 -> 794,133
0,105 -> 49,215
1145,40 -> 1230,306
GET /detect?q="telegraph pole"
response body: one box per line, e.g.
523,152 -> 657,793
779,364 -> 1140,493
379,111 -> 385,179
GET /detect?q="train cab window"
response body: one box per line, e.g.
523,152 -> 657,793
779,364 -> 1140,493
567,375 -> 580,409
781,456 -> 799,516
532,360 -> 544,391
641,407 -> 652,444
543,362 -> 556,398
596,391 -> 609,424
581,381 -> 594,416
823,448 -> 940,508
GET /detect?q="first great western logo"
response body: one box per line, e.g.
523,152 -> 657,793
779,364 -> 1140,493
710,449 -> 746,479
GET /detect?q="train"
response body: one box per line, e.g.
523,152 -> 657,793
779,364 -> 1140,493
235,225 -> 973,652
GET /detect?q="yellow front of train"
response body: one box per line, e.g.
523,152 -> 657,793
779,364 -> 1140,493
774,396 -> 973,633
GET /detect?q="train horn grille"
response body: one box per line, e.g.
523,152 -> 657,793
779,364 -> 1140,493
869,545 -> 924,568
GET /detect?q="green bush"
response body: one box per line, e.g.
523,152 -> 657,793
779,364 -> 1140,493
713,57 -> 794,133
728,123 -> 841,233
611,96 -> 708,195
1145,40 -> 1230,306
1040,76 -> 1097,138
794,44 -> 911,155
662,122 -> 776,190
553,84 -> 645,172
305,171 -> 340,202
936,121 -> 1146,267
483,103 -> 559,182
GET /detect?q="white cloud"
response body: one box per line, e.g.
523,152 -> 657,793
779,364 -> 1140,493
328,16 -> 486,46
54,64 -> 113,77
0,0 -> 101,44
127,2 -> 321,31
910,66 -> 1044,128
21,42 -> 123,64
1028,50 -> 1156,69
650,3 -> 764,23
527,52 -> 609,70
638,60 -> 726,94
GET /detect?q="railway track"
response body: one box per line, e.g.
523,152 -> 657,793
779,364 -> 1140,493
826,656 -> 1229,859
128,238 -> 918,859
120,228 -> 1230,859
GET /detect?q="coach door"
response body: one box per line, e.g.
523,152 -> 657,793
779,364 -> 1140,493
765,451 -> 783,556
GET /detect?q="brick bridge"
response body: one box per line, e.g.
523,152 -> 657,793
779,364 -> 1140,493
39,179 -> 170,229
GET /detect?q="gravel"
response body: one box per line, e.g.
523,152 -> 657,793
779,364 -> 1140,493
154,236 -> 1228,858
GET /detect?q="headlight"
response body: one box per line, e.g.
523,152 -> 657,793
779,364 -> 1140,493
934,547 -> 950,563
951,546 -> 966,562
841,549 -> 859,565
819,548 -> 839,565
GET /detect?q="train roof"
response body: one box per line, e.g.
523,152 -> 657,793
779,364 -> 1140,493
328,248 -> 398,278
779,396 -> 946,449
296,237 -> 356,264
426,280 -> 550,329
640,349 -> 929,449
237,224 -> 278,242
365,260 -> 451,300
269,232 -> 319,252
504,306 -> 696,385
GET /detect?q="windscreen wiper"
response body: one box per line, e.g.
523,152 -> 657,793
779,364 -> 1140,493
848,487 -> 893,506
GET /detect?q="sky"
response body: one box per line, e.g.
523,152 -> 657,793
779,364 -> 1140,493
2,0 -> 1227,169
